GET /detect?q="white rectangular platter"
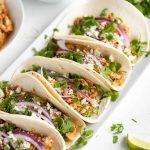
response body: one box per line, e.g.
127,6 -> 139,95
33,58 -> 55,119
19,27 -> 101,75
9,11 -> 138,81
0,1 -> 150,149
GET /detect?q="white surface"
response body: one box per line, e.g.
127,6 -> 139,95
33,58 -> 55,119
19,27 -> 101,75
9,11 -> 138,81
0,1 -> 150,150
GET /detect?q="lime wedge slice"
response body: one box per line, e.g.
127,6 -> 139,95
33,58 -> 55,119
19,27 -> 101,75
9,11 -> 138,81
127,134 -> 150,150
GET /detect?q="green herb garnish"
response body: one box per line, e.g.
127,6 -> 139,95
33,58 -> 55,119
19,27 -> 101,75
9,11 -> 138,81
100,8 -> 108,17
53,117 -> 74,135
99,22 -> 117,40
64,52 -> 84,64
54,81 -> 67,89
0,81 -> 9,90
72,128 -> 93,149
103,91 -> 119,101
130,39 -> 147,61
71,16 -> 98,35
127,0 -> 150,18
34,39 -> 58,58
110,123 -> 124,144
113,135 -> 118,144
0,123 -> 16,132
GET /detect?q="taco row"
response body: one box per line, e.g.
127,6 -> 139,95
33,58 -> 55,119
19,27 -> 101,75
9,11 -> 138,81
0,1 -> 149,149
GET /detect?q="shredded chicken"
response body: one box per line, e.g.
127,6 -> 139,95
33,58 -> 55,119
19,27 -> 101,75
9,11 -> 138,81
0,0 -> 13,48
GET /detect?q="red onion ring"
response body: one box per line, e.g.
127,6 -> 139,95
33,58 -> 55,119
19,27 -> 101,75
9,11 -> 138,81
89,53 -> 103,69
57,40 -> 69,50
13,131 -> 46,150
16,102 -> 51,120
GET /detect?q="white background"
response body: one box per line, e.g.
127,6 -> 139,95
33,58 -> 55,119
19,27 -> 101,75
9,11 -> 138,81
0,0 -> 150,150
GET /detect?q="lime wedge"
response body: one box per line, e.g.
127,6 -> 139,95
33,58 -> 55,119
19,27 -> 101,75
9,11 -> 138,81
127,134 -> 150,150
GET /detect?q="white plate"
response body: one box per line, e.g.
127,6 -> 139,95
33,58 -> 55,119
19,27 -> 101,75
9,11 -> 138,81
0,1 -> 150,149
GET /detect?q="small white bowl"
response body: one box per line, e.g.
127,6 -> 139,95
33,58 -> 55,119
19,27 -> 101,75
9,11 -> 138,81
2,0 -> 24,50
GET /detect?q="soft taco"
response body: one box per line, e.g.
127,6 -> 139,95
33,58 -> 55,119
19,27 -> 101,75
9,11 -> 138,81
34,37 -> 132,91
55,0 -> 149,64
13,56 -> 119,123
0,80 -> 85,148
0,112 -> 65,150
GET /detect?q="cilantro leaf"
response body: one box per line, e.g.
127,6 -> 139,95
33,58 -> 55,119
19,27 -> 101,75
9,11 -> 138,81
54,81 -> 67,89
127,0 -> 150,18
0,81 -> 9,90
113,135 -> 118,144
100,8 -> 108,17
34,39 -> 58,58
64,52 -> 84,64
0,123 -> 16,132
72,128 -> 93,149
53,117 -> 74,135
130,39 -> 147,60
71,16 -> 98,35
103,91 -> 119,101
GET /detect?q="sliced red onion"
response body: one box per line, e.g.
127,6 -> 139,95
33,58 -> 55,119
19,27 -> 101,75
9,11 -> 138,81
89,53 -> 103,69
0,119 -> 5,124
68,82 -> 76,89
16,102 -> 51,120
61,96 -> 72,99
117,24 -> 130,48
78,90 -> 99,108
95,17 -> 130,48
13,131 -> 46,150
57,40 -> 69,50
95,17 -> 111,23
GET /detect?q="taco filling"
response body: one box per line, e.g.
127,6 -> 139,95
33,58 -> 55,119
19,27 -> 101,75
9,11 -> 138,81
0,81 -> 78,142
67,9 -> 147,63
0,120 -> 53,150
22,66 -> 119,118
34,39 -> 125,86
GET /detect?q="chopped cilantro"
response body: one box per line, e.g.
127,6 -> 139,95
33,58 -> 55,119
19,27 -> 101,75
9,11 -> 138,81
127,0 -> 150,18
53,117 -> 74,135
103,91 -> 119,101
0,81 -> 9,89
111,123 -> 124,134
130,39 -> 147,60
54,81 -> 67,89
32,65 -> 41,72
0,123 -> 16,132
113,135 -> 118,144
0,92 -> 17,112
100,8 -> 108,17
72,97 -> 79,103
72,128 -> 93,149
145,50 -> 150,57
64,52 -> 84,64
99,22 -> 117,40
34,39 -> 58,58
110,123 -> 124,144
71,16 -> 98,35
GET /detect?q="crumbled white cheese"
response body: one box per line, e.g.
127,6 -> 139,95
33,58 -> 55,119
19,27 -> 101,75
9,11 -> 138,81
81,98 -> 87,104
15,87 -> 21,93
85,63 -> 94,70
46,102 -> 51,110
109,55 -> 114,62
22,140 -> 31,148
